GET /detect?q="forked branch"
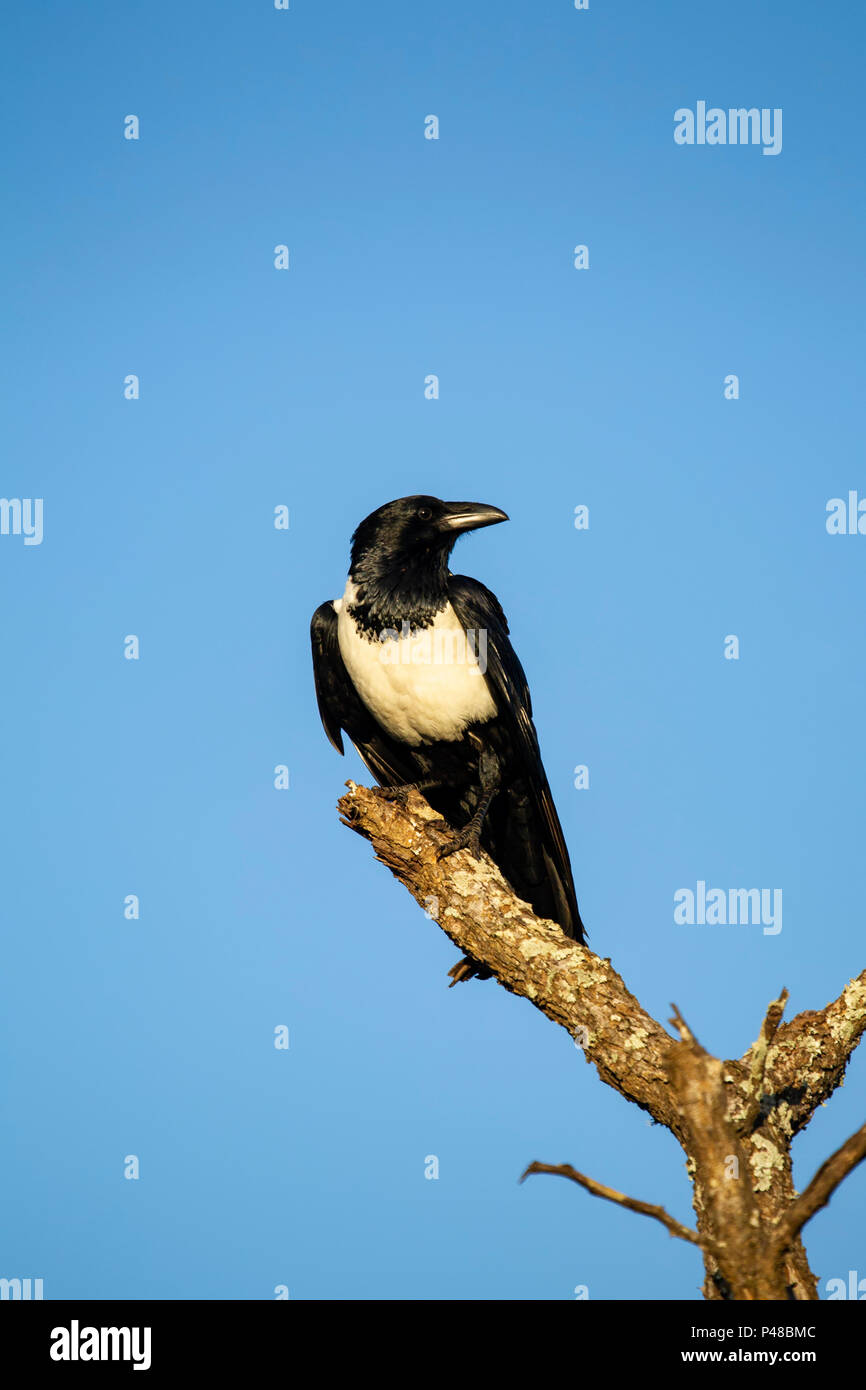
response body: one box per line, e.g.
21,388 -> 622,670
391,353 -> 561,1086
338,781 -> 866,1300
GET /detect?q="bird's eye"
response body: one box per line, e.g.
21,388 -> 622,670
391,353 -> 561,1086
416,507 -> 432,521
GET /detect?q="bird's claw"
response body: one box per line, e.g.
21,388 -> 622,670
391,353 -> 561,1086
375,784 -> 410,805
447,955 -> 493,986
435,828 -> 483,862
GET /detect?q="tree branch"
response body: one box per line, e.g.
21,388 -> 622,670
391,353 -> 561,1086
338,779 -> 866,1300
338,781 -> 680,1128
758,973 -> 866,1139
520,1161 -> 701,1246
738,988 -> 789,1136
775,1122 -> 866,1250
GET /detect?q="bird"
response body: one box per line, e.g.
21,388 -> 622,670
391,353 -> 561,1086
310,494 -> 586,980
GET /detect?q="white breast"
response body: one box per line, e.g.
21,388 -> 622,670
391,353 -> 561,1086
335,580 -> 496,746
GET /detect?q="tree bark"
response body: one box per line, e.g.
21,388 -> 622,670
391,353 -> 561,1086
339,781 -> 866,1301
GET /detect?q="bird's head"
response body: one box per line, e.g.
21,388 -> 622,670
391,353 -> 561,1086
348,495 -> 508,619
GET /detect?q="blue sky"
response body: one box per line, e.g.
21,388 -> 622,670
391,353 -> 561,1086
2,1 -> 864,1300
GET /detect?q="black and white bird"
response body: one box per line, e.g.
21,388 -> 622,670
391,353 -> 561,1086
310,495 -> 586,976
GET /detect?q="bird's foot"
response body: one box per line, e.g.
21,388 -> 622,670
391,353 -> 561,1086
375,784 -> 411,806
375,778 -> 441,806
435,754 -> 500,862
435,819 -> 484,862
447,955 -> 493,987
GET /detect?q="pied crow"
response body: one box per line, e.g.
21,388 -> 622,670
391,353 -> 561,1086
310,495 -> 586,977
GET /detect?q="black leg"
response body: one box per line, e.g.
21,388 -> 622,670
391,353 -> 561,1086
376,776 -> 443,803
435,747 -> 501,862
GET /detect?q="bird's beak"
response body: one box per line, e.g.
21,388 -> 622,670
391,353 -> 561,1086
437,502 -> 509,534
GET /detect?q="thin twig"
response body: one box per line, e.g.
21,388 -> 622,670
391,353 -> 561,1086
669,1005 -> 696,1045
520,1161 -> 701,1246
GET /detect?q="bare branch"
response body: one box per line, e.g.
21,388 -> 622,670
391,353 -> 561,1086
338,779 -> 866,1300
760,973 -> 866,1138
775,1122 -> 866,1250
521,1160 -> 701,1246
669,1005 -> 697,1045
339,781 -> 680,1128
738,987 -> 789,1135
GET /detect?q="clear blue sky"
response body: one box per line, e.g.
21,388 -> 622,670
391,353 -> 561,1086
2,1 -> 864,1300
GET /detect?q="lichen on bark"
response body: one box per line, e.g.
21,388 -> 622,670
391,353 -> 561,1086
338,780 -> 866,1301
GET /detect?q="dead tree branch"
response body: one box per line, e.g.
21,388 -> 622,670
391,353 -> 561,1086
739,988 -> 789,1137
338,781 -> 866,1301
520,1161 -> 701,1247
775,1122 -> 866,1249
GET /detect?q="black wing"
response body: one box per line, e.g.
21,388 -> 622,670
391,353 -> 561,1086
447,575 -> 586,943
310,602 -> 420,788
